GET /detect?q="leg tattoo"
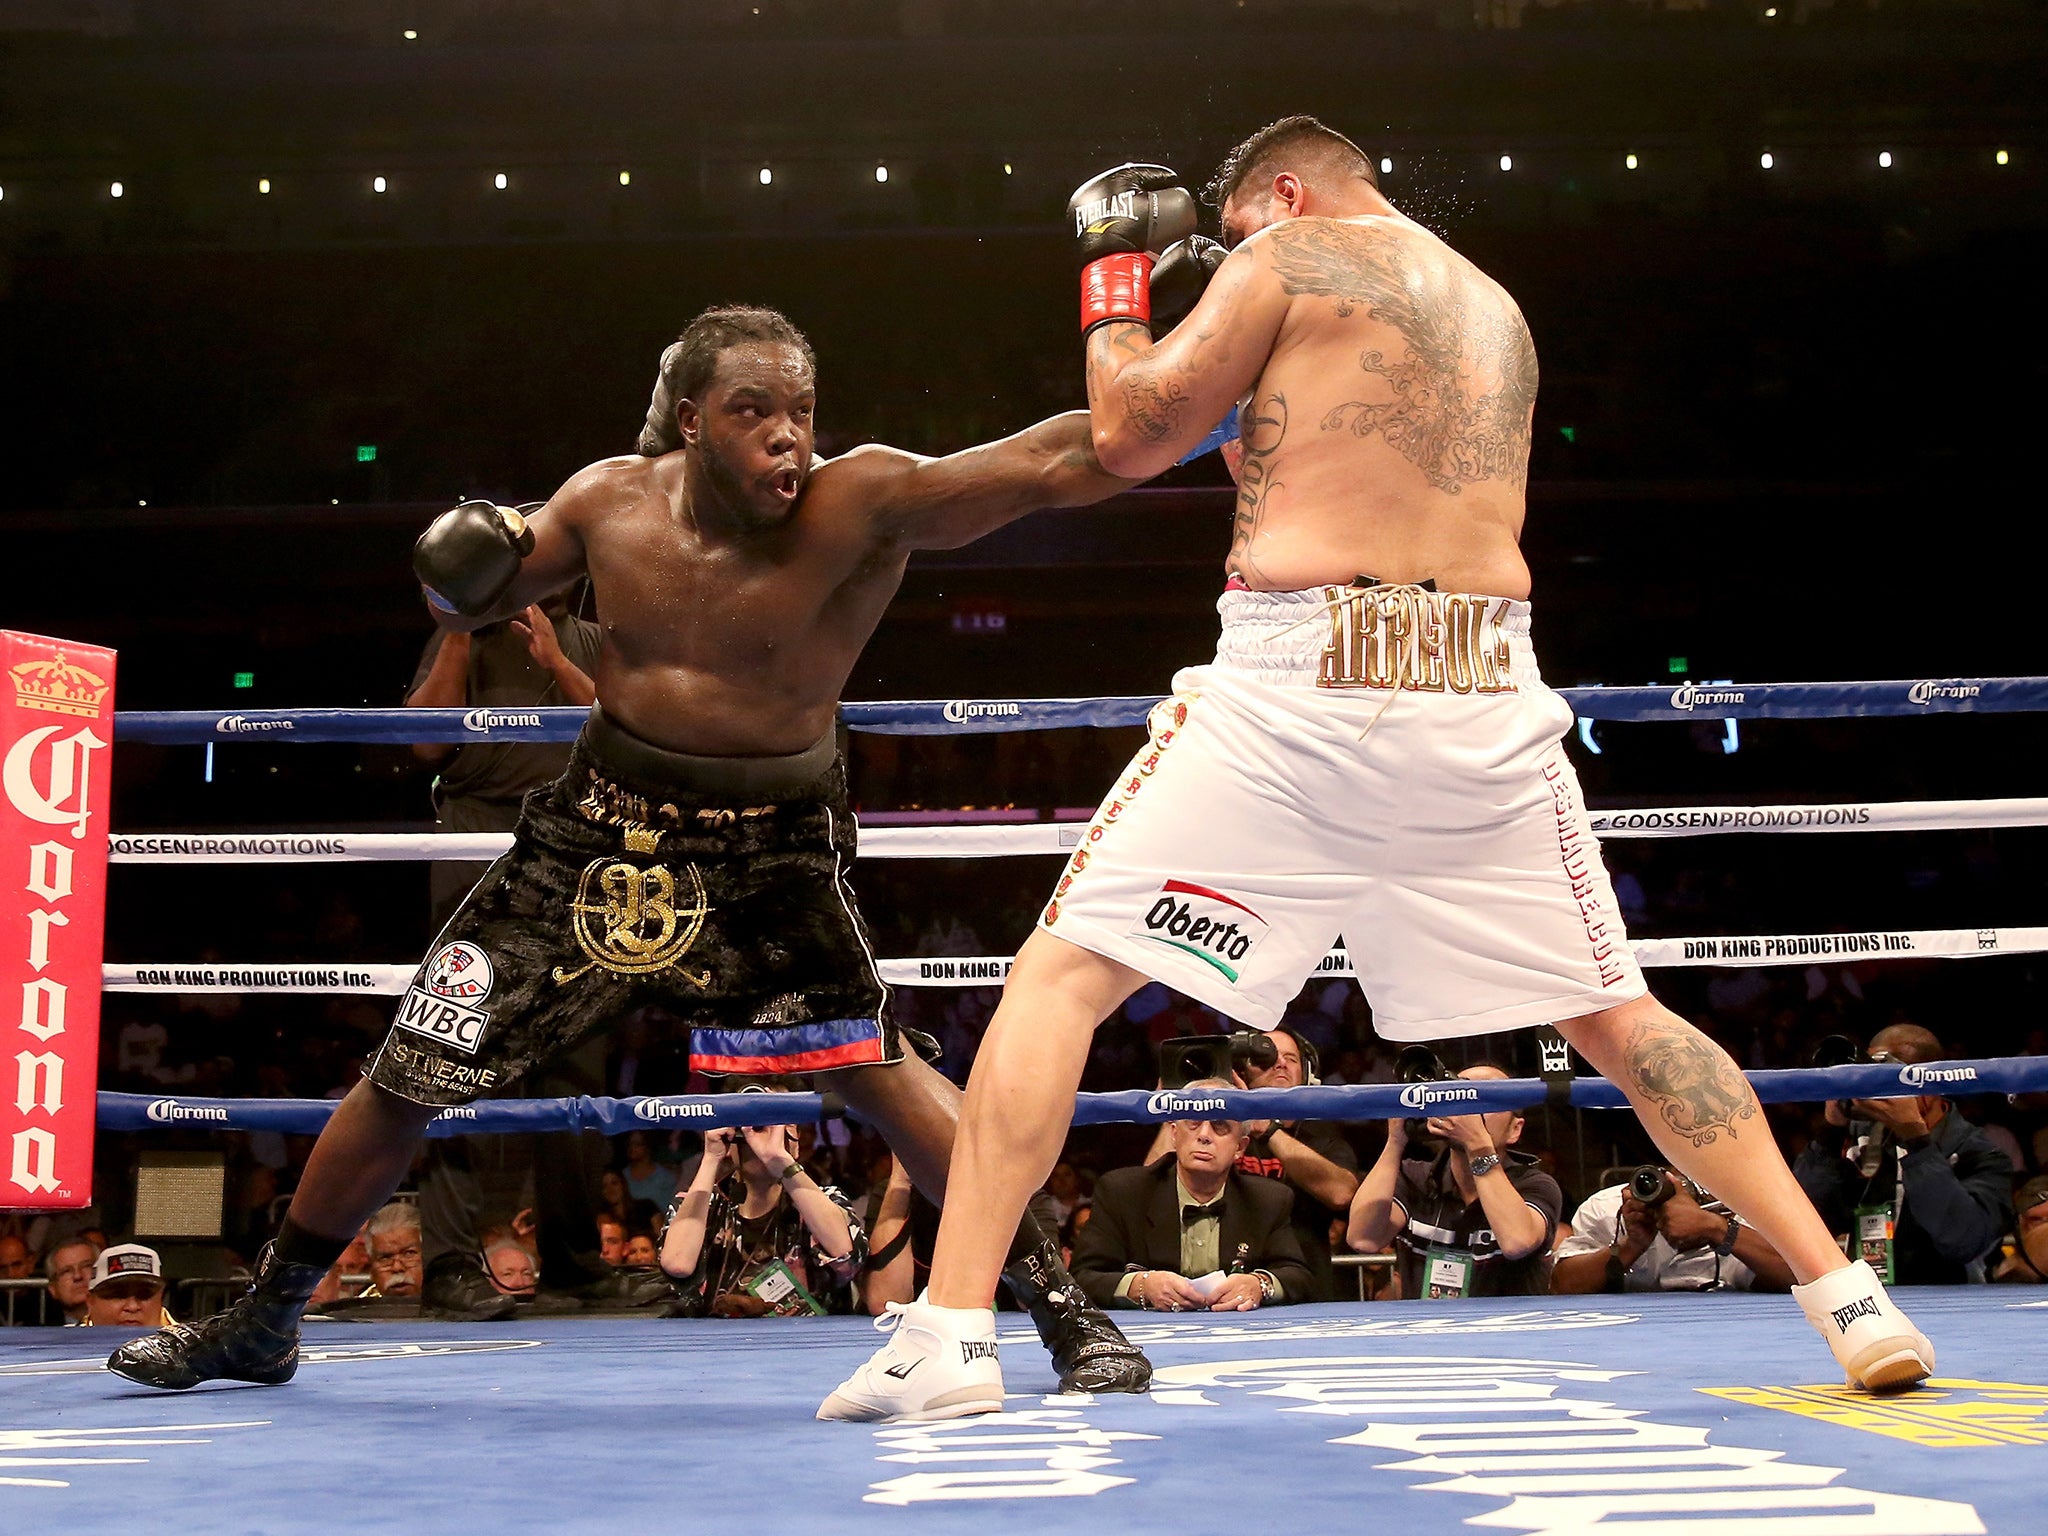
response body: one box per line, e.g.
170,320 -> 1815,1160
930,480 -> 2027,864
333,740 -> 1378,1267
1623,1018 -> 1759,1148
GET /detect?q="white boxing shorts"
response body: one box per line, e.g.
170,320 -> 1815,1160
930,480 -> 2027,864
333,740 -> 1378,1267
1038,583 -> 1647,1039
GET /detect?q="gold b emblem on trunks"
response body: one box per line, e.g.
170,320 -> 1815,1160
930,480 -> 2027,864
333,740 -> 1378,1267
552,837 -> 711,988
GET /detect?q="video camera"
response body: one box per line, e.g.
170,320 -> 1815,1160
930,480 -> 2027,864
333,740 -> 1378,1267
1155,1034 -> 1236,1092
1397,1044 -> 1460,1151
1629,1164 -> 1676,1207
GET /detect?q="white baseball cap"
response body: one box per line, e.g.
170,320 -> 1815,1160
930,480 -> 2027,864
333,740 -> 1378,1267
91,1244 -> 165,1291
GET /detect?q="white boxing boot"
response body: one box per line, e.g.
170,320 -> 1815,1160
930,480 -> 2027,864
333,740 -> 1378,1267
1792,1259 -> 1934,1393
818,1297 -> 1005,1423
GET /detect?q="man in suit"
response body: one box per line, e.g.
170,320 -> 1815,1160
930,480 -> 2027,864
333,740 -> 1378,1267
1071,1083 -> 1312,1310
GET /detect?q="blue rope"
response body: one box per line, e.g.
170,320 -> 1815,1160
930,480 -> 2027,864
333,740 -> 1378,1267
110,677 -> 2048,744
96,1055 -> 2048,1136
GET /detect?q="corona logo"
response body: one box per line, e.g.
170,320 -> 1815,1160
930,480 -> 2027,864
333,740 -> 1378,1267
146,1099 -> 230,1123
8,652 -> 110,719
1146,1091 -> 1228,1116
1399,1082 -> 1482,1110
4,724 -> 107,839
1670,683 -> 1745,712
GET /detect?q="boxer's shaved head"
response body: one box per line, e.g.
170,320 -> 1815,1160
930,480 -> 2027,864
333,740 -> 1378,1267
1205,115 -> 1378,213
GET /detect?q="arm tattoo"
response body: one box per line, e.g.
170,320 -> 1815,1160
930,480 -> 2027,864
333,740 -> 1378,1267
1088,322 -> 1187,443
1121,374 -> 1190,444
1623,1018 -> 1760,1149
1268,222 -> 1538,495
1227,393 -> 1287,584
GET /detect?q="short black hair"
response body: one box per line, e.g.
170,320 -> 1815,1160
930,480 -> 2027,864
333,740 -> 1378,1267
1205,115 -> 1378,210
636,303 -> 815,456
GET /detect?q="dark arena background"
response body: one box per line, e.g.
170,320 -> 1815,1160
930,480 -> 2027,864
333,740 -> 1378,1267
3,3 -> 2047,1531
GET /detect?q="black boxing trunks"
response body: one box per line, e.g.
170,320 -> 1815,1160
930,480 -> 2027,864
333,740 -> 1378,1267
365,706 -> 919,1108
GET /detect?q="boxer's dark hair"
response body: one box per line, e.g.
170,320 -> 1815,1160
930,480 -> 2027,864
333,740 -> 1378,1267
1205,115 -> 1378,209
638,304 -> 815,455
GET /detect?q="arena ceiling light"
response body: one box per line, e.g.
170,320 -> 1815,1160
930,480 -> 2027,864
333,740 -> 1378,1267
1380,157 -> 1392,174
758,166 -> 773,186
493,172 -> 508,190
1498,155 -> 1512,172
1877,151 -> 1893,169
1003,162 -> 1013,175
110,180 -> 124,198
258,178 -> 271,194
618,170 -> 631,186
1760,151 -> 1774,169
875,164 -> 890,183
373,176 -> 388,193
1625,153 -> 1639,170
403,28 -> 418,39
1996,149 -> 2010,166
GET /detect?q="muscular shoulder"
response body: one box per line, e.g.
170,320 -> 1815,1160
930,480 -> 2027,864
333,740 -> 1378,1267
548,454 -> 662,525
1249,215 -> 1449,307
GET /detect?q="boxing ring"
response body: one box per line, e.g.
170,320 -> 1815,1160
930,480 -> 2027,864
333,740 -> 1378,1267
6,675 -> 2048,1532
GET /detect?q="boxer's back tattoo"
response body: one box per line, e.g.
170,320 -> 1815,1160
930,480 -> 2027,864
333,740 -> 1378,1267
1267,221 -> 1538,495
1623,1016 -> 1760,1149
1228,392 -> 1288,584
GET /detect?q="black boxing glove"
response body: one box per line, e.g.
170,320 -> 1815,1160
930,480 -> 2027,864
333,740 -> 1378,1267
413,500 -> 535,616
1149,235 -> 1228,331
1067,163 -> 1198,334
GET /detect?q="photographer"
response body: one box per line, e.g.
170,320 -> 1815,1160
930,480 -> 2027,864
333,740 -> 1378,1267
1347,1064 -> 1559,1299
1071,1085 -> 1312,1311
1553,1169 -> 1792,1293
660,1111 -> 866,1317
1793,1025 -> 2012,1285
1230,1029 -> 1362,1302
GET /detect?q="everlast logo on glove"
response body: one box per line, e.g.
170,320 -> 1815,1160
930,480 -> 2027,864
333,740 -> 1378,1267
1831,1297 -> 1882,1333
1129,880 -> 1270,983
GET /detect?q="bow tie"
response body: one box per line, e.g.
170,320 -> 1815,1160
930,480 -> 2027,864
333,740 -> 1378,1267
1182,1202 -> 1223,1221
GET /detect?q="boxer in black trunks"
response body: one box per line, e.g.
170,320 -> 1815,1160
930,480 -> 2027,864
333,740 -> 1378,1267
109,303 -> 1151,1397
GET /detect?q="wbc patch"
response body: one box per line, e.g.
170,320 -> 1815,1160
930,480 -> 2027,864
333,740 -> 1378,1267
1128,879 -> 1271,983
394,940 -> 496,1055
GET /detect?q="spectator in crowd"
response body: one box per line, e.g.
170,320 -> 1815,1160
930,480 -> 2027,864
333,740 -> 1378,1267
82,1245 -> 175,1329
622,1233 -> 659,1267
1230,1027 -> 1361,1301
0,1234 -> 31,1280
622,1131 -> 679,1209
44,1239 -> 97,1325
1347,1065 -> 1561,1299
1071,1085 -> 1312,1311
484,1240 -> 539,1298
660,1111 -> 867,1317
1993,1177 -> 2048,1283
863,1154 -> 923,1314
1552,1168 -> 1793,1293
597,1214 -> 629,1266
309,1224 -> 373,1310
364,1203 -> 425,1300
598,1169 -> 634,1225
1042,1161 -> 1091,1228
1794,1024 -> 2013,1284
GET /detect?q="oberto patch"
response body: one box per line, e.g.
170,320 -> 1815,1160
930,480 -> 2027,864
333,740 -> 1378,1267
1129,880 -> 1270,982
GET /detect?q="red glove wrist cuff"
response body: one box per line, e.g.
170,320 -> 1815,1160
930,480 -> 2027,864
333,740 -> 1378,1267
1080,252 -> 1154,333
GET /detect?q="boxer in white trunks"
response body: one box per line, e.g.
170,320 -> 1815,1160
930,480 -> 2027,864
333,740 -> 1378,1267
822,115 -> 1933,1422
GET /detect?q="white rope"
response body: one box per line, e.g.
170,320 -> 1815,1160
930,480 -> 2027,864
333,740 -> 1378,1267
103,797 -> 2048,865
100,925 -> 2048,995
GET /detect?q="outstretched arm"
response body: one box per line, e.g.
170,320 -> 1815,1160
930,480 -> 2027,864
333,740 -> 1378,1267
860,411 -> 1140,552
1084,242 -> 1286,481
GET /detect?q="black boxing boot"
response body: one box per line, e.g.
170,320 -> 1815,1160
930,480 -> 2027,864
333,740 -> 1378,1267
1003,1231 -> 1152,1395
107,1241 -> 326,1391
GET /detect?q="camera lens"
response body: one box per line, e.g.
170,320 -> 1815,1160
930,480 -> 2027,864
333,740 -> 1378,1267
1630,1165 -> 1673,1206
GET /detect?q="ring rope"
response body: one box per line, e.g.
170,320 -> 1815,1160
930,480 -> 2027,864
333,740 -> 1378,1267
96,1054 -> 2048,1138
109,674 -> 2048,744
104,795 -> 2048,867
98,926 -> 2048,998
